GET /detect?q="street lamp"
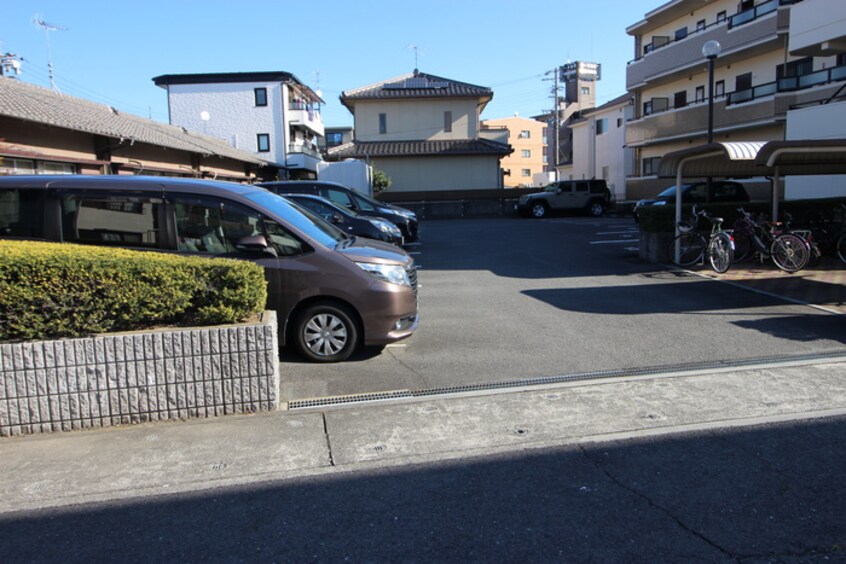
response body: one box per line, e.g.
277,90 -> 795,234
702,40 -> 722,143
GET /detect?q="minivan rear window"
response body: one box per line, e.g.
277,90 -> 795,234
0,189 -> 44,239
61,194 -> 161,247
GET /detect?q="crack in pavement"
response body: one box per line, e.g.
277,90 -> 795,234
578,444 -> 739,562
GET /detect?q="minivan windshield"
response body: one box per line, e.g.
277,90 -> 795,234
244,190 -> 348,247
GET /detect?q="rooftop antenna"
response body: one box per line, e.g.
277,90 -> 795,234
407,44 -> 424,73
33,14 -> 67,91
312,71 -> 323,101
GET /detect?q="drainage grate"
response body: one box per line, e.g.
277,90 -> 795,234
286,349 -> 846,410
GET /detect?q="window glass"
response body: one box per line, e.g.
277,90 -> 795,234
351,192 -> 377,212
379,113 -> 387,134
444,111 -> 452,133
0,189 -> 44,238
257,134 -> 270,152
0,157 -> 36,175
575,182 -> 589,193
38,161 -> 76,174
243,190 -> 345,248
61,194 -> 161,247
173,196 -> 305,257
324,188 -> 353,208
254,87 -> 268,107
295,198 -> 335,222
688,184 -> 707,200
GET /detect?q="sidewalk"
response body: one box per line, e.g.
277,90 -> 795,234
2,355 -> 846,514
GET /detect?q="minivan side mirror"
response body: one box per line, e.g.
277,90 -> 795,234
235,235 -> 278,258
331,213 -> 344,224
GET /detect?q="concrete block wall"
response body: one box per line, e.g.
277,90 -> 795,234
0,312 -> 280,436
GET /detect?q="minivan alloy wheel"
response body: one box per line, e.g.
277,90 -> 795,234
294,303 -> 358,362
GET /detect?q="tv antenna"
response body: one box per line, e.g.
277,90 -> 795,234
33,14 -> 68,91
406,44 -> 424,71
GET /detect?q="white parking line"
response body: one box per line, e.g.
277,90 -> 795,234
590,239 -> 639,244
596,230 -> 639,235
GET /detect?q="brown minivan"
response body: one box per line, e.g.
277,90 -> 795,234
0,175 -> 418,362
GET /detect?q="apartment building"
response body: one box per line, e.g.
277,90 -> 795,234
625,0 -> 846,201
783,0 -> 846,198
557,93 -> 635,203
481,116 -> 547,188
153,72 -> 325,178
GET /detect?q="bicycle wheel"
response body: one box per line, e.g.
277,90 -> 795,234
668,232 -> 705,266
837,233 -> 846,264
770,233 -> 809,273
707,233 -> 734,274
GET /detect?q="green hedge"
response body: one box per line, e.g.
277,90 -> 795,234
0,241 -> 267,342
638,198 -> 846,233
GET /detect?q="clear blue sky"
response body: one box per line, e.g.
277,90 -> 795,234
4,1 -> 658,127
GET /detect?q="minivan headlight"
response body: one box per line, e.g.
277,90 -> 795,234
356,262 -> 411,287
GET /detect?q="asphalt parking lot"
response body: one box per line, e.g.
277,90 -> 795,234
280,217 -> 846,405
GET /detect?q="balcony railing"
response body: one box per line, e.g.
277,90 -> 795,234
727,64 -> 846,105
288,143 -> 322,159
628,0 -> 803,65
729,0 -> 778,28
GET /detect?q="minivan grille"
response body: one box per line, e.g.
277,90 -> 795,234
406,263 -> 418,296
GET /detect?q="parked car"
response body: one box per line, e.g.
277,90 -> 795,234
282,193 -> 403,246
516,179 -> 611,218
258,180 -> 419,243
633,181 -> 750,221
0,175 -> 419,363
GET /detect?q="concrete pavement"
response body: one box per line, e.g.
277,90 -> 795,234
2,355 -> 846,514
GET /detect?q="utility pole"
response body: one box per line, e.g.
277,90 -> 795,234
543,67 -> 562,179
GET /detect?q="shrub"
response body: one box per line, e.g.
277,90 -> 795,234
0,240 -> 267,342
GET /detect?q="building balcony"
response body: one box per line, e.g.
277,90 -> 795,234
627,1 -> 795,90
626,68 -> 846,147
287,103 -> 324,137
286,143 -> 323,172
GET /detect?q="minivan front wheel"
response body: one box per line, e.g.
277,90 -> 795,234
293,303 -> 358,362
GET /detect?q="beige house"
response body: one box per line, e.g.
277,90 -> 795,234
327,70 -> 512,193
481,116 -> 547,188
0,78 -> 272,180
557,93 -> 635,203
625,0 -> 846,200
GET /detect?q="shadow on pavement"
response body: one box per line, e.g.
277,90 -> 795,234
2,417 -> 844,561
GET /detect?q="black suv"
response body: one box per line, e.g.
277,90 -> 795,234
516,179 -> 612,218
258,181 -> 419,242
633,181 -> 749,222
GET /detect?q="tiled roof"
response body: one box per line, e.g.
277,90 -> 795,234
326,139 -> 512,159
341,71 -> 493,104
0,78 -> 270,165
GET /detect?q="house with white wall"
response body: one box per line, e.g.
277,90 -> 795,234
153,71 -> 324,178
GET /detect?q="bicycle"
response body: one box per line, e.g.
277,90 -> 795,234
732,208 -> 809,273
667,205 -> 734,273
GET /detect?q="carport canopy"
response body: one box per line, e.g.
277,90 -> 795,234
656,140 -> 846,233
